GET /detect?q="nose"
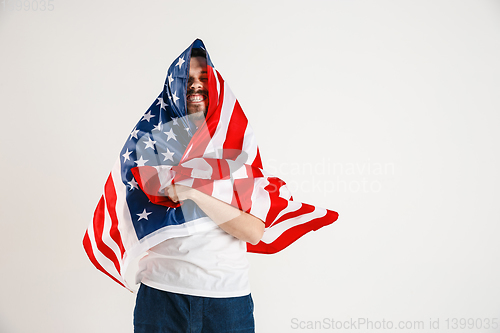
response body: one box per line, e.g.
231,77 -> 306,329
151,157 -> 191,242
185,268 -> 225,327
188,77 -> 203,91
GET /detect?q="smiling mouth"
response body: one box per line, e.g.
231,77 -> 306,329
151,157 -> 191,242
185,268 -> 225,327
187,94 -> 207,103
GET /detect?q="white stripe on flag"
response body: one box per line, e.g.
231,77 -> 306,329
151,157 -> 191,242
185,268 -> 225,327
111,159 -> 138,251
260,207 -> 328,244
211,178 -> 234,204
87,218 -> 126,285
227,159 -> 248,180
176,177 -> 195,188
267,200 -> 300,228
182,158 -> 213,179
241,123 -> 258,166
213,68 -> 220,100
249,177 -> 272,223
102,194 -> 125,273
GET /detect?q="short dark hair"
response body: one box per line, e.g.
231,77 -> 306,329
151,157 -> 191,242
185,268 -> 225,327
191,48 -> 207,59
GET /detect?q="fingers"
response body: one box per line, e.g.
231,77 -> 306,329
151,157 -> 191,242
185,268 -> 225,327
164,184 -> 194,202
164,185 -> 179,202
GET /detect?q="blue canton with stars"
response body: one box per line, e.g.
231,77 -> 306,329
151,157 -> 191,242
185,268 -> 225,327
119,39 -> 215,240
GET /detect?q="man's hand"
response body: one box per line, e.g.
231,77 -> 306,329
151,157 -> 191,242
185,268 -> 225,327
163,184 -> 194,203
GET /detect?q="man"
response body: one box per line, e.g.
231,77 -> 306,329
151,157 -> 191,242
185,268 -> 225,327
84,39 -> 338,333
133,47 -> 264,333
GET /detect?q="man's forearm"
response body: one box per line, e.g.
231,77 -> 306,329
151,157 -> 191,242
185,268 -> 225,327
190,189 -> 265,245
167,185 -> 265,245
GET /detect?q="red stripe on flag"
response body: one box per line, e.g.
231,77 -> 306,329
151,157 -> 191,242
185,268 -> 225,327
252,148 -> 263,169
83,232 -> 127,289
191,178 -> 214,198
104,174 -> 125,258
92,191 -> 122,275
201,158 -> 230,180
222,100 -> 257,211
232,178 -> 256,213
216,159 -> 224,179
247,209 -> 339,254
247,164 -> 264,178
223,100 -> 247,160
208,70 -> 225,139
263,177 -> 289,227
274,203 -> 315,225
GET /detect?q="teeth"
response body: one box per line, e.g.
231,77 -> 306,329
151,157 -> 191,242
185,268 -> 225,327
189,95 -> 203,102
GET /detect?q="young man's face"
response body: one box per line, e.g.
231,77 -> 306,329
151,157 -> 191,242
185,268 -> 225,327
186,56 -> 209,125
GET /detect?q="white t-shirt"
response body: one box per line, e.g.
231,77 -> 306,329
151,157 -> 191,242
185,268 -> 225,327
135,222 -> 251,298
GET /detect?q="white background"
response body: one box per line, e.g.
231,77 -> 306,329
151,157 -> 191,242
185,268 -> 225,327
1,1 -> 500,332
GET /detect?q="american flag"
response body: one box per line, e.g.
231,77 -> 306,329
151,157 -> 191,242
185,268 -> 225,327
83,39 -> 339,290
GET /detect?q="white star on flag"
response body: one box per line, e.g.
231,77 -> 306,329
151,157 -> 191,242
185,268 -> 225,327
127,178 -> 138,190
144,136 -> 156,150
172,92 -> 179,104
156,97 -> 168,110
164,128 -> 177,141
162,148 -> 175,162
168,73 -> 174,87
129,128 -> 139,140
153,121 -> 163,132
122,148 -> 132,162
172,117 -> 179,126
175,57 -> 185,69
137,209 -> 152,221
142,110 -> 156,122
134,156 -> 148,166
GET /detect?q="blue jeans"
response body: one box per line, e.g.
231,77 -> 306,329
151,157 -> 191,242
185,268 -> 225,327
134,284 -> 255,333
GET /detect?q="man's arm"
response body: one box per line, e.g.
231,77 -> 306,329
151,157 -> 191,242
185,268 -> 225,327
165,184 -> 265,245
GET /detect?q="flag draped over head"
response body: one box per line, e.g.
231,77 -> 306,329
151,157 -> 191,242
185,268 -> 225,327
83,39 -> 339,290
